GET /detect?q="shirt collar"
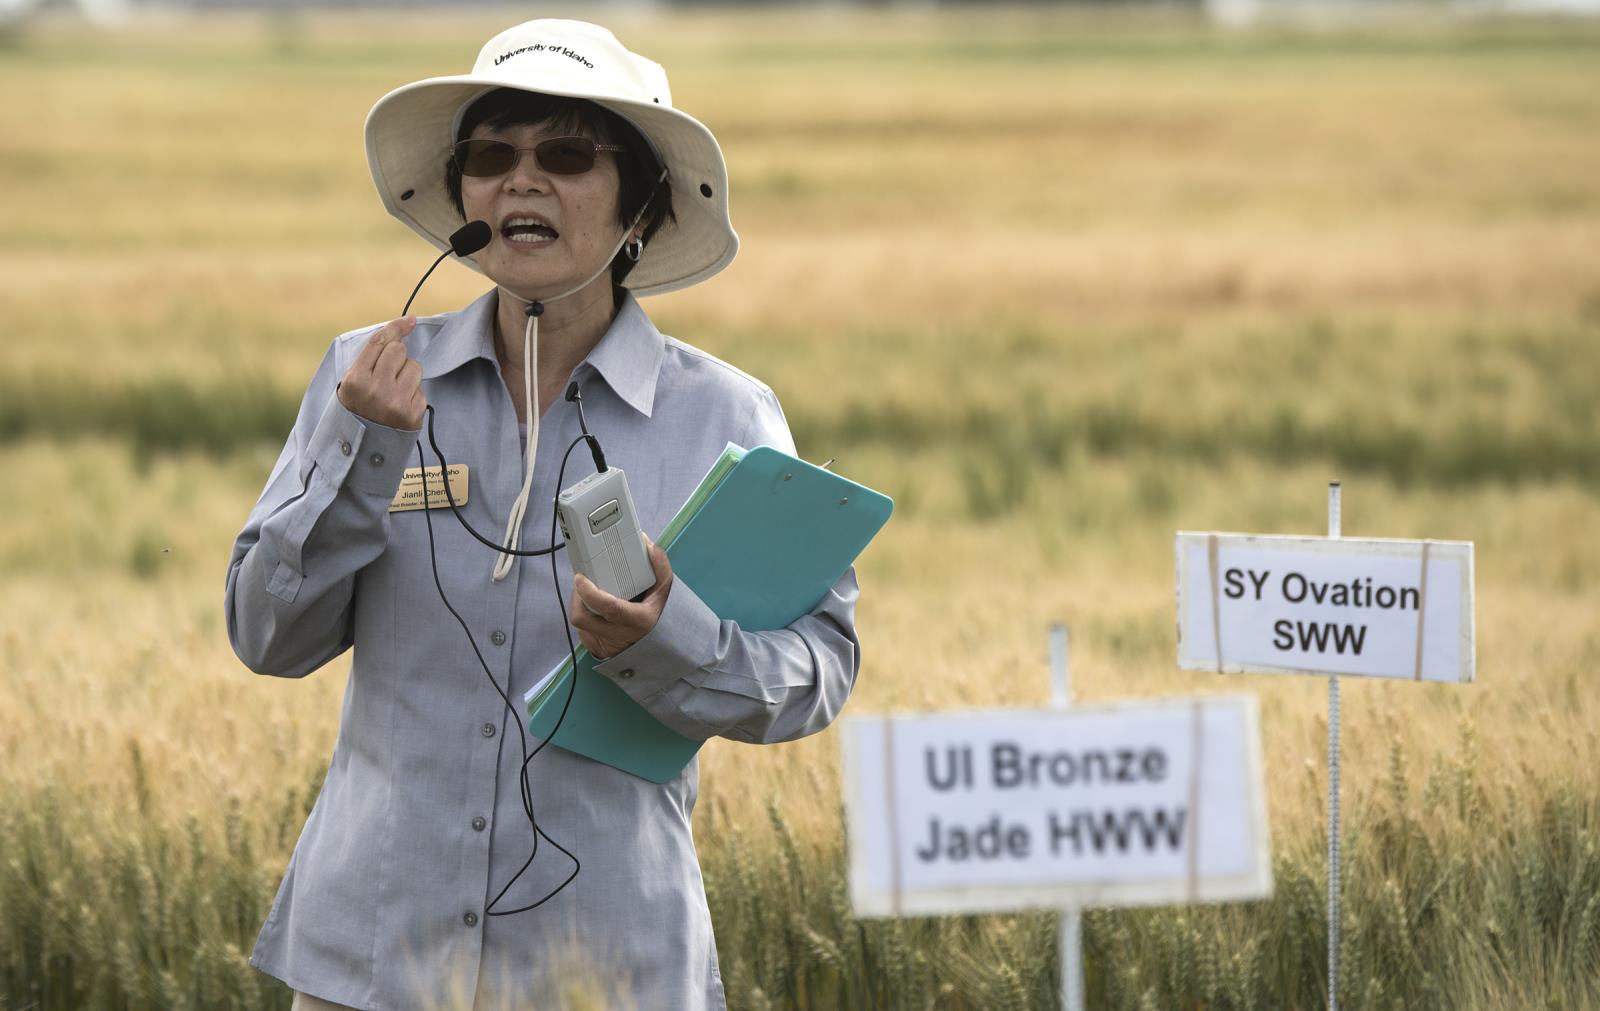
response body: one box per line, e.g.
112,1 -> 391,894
582,290 -> 664,419
416,287 -> 664,419
415,287 -> 498,381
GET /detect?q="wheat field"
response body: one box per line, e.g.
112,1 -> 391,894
2,7 -> 1598,1009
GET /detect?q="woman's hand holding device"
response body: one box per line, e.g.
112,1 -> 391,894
569,535 -> 674,658
337,316 -> 427,431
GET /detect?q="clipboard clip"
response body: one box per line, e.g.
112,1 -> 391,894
785,458 -> 835,482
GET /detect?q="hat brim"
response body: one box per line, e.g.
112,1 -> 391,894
365,76 -> 738,298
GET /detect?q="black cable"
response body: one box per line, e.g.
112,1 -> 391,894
425,406 -> 564,558
394,216 -> 582,914
487,429 -> 589,915
565,381 -> 607,473
401,249 -> 451,318
416,433 -> 589,915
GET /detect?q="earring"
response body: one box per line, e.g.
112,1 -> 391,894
623,237 -> 643,263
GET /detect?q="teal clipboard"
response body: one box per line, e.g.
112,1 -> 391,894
524,445 -> 893,784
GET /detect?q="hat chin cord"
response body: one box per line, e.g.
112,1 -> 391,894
488,175 -> 664,583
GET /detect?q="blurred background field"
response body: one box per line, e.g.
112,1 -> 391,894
2,6 -> 1598,1009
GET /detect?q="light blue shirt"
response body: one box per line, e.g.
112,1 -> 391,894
226,288 -> 861,1010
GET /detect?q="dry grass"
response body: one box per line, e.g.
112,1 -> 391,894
2,7 -> 1598,1008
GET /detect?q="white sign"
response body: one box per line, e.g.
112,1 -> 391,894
841,697 -> 1272,917
1175,533 -> 1475,683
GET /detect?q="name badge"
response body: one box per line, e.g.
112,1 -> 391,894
389,464 -> 469,512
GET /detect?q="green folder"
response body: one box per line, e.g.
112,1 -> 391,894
524,444 -> 893,784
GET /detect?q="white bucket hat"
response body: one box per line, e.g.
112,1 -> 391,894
364,18 -> 738,298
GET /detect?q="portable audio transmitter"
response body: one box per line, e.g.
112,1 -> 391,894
556,469 -> 656,603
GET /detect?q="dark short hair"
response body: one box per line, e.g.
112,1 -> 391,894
444,88 -> 675,296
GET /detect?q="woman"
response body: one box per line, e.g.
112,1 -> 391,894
226,19 -> 861,1011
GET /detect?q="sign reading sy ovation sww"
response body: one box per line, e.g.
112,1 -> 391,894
1175,533 -> 1474,682
841,697 -> 1271,917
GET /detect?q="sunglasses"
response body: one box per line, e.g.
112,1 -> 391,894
450,137 -> 627,178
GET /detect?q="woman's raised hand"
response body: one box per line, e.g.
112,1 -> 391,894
337,316 -> 427,431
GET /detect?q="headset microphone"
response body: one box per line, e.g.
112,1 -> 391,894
403,220 -> 564,560
452,220 -> 494,255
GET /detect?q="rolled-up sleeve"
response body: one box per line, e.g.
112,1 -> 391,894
225,338 -> 419,678
591,385 -> 862,743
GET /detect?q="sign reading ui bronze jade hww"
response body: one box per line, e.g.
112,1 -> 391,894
1175,533 -> 1475,683
841,698 -> 1271,917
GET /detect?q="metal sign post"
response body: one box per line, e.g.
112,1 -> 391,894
1326,482 -> 1341,1011
1049,623 -> 1085,1011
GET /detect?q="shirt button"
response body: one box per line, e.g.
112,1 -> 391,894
463,911 -> 478,927
618,668 -> 635,679
370,452 -> 385,467
472,816 -> 486,832
481,722 -> 496,738
338,439 -> 352,456
490,630 -> 507,646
